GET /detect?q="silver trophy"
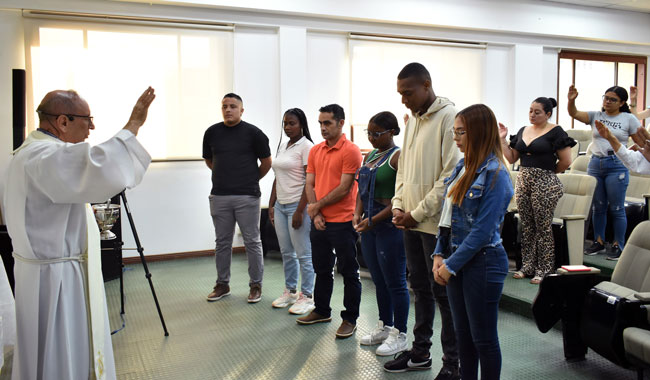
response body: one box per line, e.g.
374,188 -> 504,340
92,202 -> 121,240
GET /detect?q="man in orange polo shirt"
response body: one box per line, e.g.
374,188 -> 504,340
296,104 -> 362,339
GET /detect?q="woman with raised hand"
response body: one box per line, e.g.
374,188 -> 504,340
568,85 -> 641,261
353,111 -> 409,357
432,104 -> 514,380
630,86 -> 650,121
268,108 -> 316,314
499,97 -> 575,284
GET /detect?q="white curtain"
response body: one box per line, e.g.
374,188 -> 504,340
25,18 -> 233,160
349,37 -> 484,150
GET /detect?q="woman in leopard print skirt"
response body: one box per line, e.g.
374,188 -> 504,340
499,97 -> 575,284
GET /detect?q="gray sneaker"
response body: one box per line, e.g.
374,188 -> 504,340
584,241 -> 605,256
606,245 -> 622,261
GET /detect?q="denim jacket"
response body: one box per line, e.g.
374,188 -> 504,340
433,154 -> 513,275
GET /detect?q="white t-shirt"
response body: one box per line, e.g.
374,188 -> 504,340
272,136 -> 314,204
439,166 -> 465,228
587,111 -> 640,156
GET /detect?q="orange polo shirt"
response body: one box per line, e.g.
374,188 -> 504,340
307,134 -> 362,223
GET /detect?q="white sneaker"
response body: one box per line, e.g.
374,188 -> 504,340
359,321 -> 391,346
272,289 -> 299,308
288,293 -> 315,315
376,327 -> 408,356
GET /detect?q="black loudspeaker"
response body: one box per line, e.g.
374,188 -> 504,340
12,69 -> 26,150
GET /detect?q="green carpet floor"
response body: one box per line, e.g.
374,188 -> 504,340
98,253 -> 641,380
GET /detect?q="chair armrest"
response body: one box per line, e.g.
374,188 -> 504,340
561,215 -> 586,221
634,293 -> 650,302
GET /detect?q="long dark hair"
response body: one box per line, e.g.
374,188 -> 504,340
276,108 -> 313,153
447,104 -> 504,206
602,86 -> 631,113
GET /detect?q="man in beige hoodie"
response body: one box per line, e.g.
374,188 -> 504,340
384,63 -> 461,380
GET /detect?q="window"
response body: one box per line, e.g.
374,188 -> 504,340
348,35 -> 485,150
557,51 -> 646,129
25,17 -> 233,160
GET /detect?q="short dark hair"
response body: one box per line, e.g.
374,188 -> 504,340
397,62 -> 431,83
369,111 -> 400,136
319,104 -> 345,122
533,97 -> 557,116
223,93 -> 243,105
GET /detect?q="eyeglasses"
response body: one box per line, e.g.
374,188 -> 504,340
602,95 -> 621,103
365,129 -> 392,138
38,111 -> 94,124
453,129 -> 467,137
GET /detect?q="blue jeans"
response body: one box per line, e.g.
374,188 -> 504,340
587,155 -> 629,248
446,245 -> 508,380
273,201 -> 314,296
360,218 -> 409,332
311,221 -> 361,323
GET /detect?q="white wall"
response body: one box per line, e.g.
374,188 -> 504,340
0,9 -> 25,223
1,0 -> 649,256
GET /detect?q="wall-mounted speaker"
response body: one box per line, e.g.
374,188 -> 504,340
12,69 -> 26,150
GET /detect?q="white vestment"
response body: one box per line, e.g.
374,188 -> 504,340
3,129 -> 151,380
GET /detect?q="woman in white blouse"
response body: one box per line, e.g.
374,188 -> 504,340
268,108 -> 316,315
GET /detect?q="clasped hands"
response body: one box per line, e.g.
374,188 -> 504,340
432,255 -> 451,286
391,209 -> 418,230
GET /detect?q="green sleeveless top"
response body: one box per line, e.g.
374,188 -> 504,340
364,148 -> 399,199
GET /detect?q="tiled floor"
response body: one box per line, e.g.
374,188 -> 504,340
0,253 -> 642,379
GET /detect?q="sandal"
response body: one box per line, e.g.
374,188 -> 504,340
530,276 -> 543,285
513,271 -> 525,279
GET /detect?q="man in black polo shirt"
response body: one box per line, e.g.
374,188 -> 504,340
202,93 -> 272,303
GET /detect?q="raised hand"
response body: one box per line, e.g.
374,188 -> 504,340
594,120 -> 612,140
498,122 -> 509,142
568,85 -> 578,101
630,86 -> 638,104
124,87 -> 156,136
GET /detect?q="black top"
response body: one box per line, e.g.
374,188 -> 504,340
509,125 -> 576,171
202,120 -> 271,196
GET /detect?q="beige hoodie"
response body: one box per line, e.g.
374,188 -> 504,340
392,96 -> 461,234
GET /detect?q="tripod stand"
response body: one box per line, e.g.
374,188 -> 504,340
114,190 -> 169,337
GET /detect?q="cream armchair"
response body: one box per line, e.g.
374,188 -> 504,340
555,173 -> 597,265
580,221 -> 650,368
623,313 -> 650,380
566,129 -> 593,162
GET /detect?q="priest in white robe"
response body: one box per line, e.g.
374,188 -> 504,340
2,87 -> 156,380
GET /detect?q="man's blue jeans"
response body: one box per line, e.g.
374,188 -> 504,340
273,201 -> 314,296
446,245 -> 508,380
587,155 -> 629,248
360,219 -> 409,332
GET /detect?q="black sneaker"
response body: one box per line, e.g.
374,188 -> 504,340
606,245 -> 622,261
435,365 -> 461,380
584,241 -> 605,256
383,350 -> 432,373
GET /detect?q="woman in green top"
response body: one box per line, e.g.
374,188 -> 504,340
353,111 -> 409,357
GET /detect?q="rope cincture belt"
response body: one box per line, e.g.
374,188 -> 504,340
12,252 -> 86,265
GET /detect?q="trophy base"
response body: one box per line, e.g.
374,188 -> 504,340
101,230 -> 117,240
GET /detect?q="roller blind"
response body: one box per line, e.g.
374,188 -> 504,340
25,18 -> 233,160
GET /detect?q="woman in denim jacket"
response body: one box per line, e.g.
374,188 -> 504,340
432,104 -> 514,380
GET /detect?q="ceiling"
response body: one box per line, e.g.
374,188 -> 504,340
539,0 -> 650,13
